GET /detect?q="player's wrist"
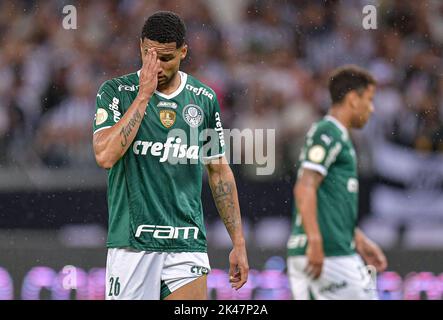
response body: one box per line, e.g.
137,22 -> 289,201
307,234 -> 323,243
354,229 -> 369,252
136,92 -> 152,104
232,237 -> 246,248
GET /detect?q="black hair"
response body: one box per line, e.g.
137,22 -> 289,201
328,65 -> 376,104
141,11 -> 186,48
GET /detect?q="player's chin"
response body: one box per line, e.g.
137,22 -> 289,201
157,76 -> 168,85
357,118 -> 369,128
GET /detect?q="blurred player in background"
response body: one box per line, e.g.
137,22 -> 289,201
92,11 -> 248,300
287,65 -> 387,300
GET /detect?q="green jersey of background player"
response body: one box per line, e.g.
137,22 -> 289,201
93,11 -> 248,300
287,65 -> 387,300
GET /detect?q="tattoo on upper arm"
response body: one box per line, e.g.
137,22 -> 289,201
120,111 -> 142,147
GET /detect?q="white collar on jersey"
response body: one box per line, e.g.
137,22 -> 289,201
136,70 -> 188,100
324,115 -> 349,140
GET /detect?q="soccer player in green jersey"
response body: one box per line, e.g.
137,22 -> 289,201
92,11 -> 248,300
287,65 -> 387,300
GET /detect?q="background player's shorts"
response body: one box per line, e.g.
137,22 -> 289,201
287,254 -> 378,300
105,248 -> 211,300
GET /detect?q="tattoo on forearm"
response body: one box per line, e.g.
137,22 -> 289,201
213,180 -> 239,233
120,111 -> 142,147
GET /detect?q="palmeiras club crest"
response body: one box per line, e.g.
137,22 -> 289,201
183,104 -> 203,128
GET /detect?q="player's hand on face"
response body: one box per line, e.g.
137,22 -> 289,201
138,48 -> 161,101
359,238 -> 387,272
228,245 -> 249,290
305,239 -> 324,279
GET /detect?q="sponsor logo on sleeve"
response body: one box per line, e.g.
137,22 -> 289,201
214,112 -> 225,147
108,97 -> 121,123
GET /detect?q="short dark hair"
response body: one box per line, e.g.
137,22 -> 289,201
328,65 -> 376,104
141,11 -> 186,48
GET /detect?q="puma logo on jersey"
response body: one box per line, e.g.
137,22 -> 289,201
135,225 -> 199,240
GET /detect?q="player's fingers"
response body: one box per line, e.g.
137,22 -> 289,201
312,265 -> 322,279
230,270 -> 241,282
147,50 -> 157,74
303,263 -> 310,275
141,48 -> 152,69
240,264 -> 249,283
230,276 -> 241,283
231,277 -> 241,289
147,50 -> 157,75
233,281 -> 245,290
304,261 -> 313,275
305,263 -> 321,279
306,266 -> 315,279
235,266 -> 249,290
306,265 -> 316,279
228,263 -> 237,280
154,57 -> 161,74
233,277 -> 246,289
231,265 -> 247,288
142,49 -> 155,77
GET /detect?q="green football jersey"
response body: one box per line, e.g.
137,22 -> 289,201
93,70 -> 225,252
287,115 -> 358,257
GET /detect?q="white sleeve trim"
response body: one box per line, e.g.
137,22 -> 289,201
93,126 -> 112,134
301,161 -> 327,176
202,152 -> 225,160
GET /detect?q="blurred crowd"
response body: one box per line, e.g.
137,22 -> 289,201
1,0 -> 443,181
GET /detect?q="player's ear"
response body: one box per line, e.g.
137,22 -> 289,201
347,91 -> 359,109
180,44 -> 188,60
